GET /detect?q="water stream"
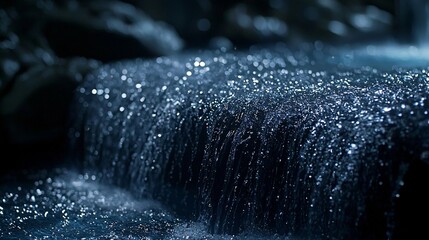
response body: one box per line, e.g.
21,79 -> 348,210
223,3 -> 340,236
4,44 -> 426,239
2,5 -> 429,237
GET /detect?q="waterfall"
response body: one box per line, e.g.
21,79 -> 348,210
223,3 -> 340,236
68,46 -> 429,239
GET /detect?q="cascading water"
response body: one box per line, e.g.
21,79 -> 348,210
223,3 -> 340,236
2,2 -> 429,239
64,45 -> 428,239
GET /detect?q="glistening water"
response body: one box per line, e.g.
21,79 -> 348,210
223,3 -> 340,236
1,44 -> 429,239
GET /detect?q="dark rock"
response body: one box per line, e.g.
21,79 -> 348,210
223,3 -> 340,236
0,58 -> 99,144
134,0 -> 219,48
223,4 -> 288,45
0,58 -> 19,90
43,1 -> 183,61
269,1 -> 392,43
0,57 -> 99,172
394,0 -> 429,44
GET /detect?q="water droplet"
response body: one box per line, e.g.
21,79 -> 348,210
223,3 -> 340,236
382,107 -> 391,112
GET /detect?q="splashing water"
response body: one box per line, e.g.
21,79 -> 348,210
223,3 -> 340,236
0,169 -> 290,239
0,169 -> 179,239
63,44 -> 429,239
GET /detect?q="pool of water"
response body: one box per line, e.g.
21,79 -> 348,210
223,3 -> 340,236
0,168 -> 291,239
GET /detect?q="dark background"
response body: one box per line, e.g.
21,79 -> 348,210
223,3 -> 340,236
0,0 -> 418,172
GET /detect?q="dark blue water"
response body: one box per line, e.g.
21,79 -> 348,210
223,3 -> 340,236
1,44 -> 429,239
1,169 -> 287,239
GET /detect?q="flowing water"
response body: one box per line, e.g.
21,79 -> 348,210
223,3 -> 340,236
1,43 -> 429,239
